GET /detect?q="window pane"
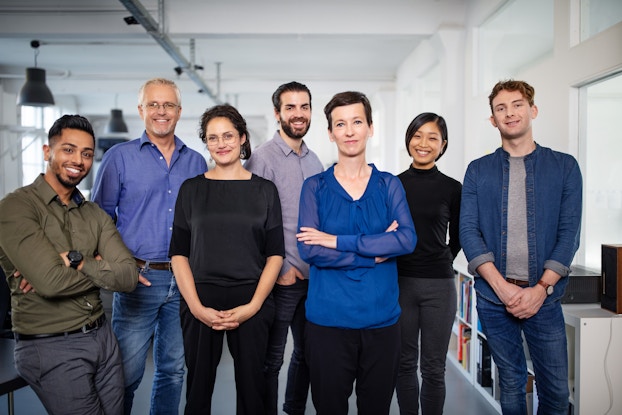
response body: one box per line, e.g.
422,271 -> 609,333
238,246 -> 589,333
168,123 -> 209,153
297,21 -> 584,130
582,73 -> 622,269
477,0 -> 554,94
581,0 -> 622,41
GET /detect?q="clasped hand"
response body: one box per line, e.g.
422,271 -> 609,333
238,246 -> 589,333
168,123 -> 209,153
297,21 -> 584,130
195,303 -> 260,331
501,284 -> 546,319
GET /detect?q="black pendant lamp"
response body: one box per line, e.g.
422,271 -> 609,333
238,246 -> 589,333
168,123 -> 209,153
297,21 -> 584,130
106,109 -> 129,134
17,40 -> 55,107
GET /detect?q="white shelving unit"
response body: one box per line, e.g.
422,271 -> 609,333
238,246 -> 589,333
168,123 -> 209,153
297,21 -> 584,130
449,263 -> 502,413
450,263 -> 622,415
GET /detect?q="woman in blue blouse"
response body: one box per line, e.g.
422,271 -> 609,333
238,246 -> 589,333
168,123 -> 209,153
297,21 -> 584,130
296,91 -> 417,415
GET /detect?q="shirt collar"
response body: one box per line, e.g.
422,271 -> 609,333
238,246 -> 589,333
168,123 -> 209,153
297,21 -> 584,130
499,142 -> 540,160
138,131 -> 186,153
273,131 -> 310,157
33,174 -> 86,207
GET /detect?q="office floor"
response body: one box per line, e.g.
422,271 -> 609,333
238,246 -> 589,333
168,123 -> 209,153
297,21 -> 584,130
2,334 -> 498,415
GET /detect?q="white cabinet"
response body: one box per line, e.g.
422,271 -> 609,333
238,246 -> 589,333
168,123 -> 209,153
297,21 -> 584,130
563,304 -> 622,415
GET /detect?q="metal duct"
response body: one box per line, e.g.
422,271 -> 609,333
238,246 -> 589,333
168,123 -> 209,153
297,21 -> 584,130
118,0 -> 221,104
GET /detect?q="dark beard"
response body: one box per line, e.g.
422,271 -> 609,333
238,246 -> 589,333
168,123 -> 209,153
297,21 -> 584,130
56,172 -> 83,189
280,117 -> 310,140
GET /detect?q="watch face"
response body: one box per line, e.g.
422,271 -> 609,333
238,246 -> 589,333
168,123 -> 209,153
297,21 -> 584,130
68,251 -> 83,264
547,285 -> 554,295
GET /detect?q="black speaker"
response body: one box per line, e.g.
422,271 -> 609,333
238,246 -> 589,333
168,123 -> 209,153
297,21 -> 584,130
601,244 -> 622,314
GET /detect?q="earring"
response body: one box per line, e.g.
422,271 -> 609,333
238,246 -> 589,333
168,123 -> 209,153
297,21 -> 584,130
240,145 -> 246,159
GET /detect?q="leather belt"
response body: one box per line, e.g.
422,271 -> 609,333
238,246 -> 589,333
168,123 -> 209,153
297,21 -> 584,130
506,278 -> 529,287
135,257 -> 172,271
14,315 -> 106,341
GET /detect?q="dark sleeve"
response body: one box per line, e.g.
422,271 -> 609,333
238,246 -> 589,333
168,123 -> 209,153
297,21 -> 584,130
169,180 -> 192,258
448,179 -> 462,259
264,181 -> 285,258
546,155 -> 582,272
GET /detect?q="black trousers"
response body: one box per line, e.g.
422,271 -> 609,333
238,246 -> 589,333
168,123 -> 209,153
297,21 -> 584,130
305,321 -> 401,415
181,283 -> 274,415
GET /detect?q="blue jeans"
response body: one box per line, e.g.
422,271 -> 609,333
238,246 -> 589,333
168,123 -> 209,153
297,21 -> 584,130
476,295 -> 569,415
112,268 -> 185,415
264,278 -> 310,415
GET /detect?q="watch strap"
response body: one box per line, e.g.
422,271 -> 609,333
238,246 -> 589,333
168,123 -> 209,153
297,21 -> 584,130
537,279 -> 553,295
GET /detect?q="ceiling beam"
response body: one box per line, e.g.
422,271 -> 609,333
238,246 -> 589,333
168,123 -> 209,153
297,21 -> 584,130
118,0 -> 221,104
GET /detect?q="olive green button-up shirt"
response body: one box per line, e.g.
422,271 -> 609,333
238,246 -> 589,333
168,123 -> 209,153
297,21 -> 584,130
0,174 -> 138,335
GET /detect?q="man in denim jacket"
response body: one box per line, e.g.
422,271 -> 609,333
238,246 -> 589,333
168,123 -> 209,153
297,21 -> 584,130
460,80 -> 582,415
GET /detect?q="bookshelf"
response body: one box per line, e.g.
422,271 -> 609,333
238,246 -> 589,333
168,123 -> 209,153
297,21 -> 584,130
449,262 -> 502,413
450,262 -> 622,415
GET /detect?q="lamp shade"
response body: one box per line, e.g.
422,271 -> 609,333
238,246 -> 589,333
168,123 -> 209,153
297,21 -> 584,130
106,109 -> 129,134
17,67 -> 55,107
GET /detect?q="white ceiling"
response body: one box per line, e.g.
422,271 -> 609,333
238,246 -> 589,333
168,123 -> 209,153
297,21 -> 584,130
0,0 -> 467,119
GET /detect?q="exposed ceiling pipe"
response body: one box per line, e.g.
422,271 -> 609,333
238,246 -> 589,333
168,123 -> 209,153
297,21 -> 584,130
118,0 -> 221,104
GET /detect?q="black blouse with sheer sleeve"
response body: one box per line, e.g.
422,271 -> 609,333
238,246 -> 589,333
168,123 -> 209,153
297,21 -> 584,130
169,174 -> 284,287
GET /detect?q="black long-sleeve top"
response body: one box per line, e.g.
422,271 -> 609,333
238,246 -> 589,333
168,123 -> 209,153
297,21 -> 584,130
397,165 -> 462,279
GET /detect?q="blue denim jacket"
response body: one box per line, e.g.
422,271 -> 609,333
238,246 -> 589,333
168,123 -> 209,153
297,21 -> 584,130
459,144 -> 582,305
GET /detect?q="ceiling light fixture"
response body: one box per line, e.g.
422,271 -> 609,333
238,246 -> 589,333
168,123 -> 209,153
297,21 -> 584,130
105,94 -> 129,134
106,109 -> 129,134
17,40 -> 55,107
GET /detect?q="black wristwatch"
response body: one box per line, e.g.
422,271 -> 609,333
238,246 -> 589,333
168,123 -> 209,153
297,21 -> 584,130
67,250 -> 83,269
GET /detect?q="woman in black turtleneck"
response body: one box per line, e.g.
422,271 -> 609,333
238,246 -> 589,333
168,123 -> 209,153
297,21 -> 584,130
395,113 -> 462,415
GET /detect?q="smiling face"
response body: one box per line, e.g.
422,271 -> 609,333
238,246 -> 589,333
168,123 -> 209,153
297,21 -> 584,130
408,121 -> 446,169
490,89 -> 538,142
44,128 -> 94,191
205,116 -> 246,167
276,90 -> 311,140
328,103 -> 373,158
138,83 -> 182,140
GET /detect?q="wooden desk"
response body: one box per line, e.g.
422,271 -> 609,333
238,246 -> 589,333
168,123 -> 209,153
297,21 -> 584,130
0,338 -> 28,415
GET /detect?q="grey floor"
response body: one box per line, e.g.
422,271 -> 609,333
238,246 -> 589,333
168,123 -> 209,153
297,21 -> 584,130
2,333 -> 498,415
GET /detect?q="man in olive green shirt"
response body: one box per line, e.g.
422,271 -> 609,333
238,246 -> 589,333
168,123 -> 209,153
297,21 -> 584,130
0,114 -> 138,415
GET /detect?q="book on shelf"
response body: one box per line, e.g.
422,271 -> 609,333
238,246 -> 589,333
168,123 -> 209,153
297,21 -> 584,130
477,336 -> 492,387
459,274 -> 473,323
458,323 -> 472,369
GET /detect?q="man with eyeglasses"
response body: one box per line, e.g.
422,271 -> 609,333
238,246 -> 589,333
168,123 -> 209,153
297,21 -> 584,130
245,81 -> 323,415
92,78 -> 207,415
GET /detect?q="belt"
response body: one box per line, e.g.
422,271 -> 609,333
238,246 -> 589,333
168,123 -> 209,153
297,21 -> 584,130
14,315 -> 106,341
506,278 -> 529,287
134,257 -> 172,271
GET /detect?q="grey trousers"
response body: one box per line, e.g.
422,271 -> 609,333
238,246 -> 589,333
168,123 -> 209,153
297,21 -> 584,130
14,319 -> 124,415
396,277 -> 457,415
